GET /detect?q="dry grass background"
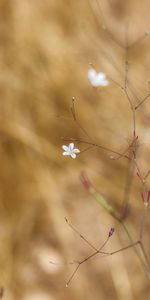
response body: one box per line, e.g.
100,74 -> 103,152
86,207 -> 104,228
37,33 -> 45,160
0,0 -> 150,299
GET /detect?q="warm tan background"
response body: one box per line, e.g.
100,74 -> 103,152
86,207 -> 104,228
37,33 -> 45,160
0,0 -> 150,299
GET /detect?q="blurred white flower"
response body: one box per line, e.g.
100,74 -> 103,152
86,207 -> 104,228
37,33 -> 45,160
88,68 -> 109,87
62,143 -> 80,159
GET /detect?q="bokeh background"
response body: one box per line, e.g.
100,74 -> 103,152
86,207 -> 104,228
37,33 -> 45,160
0,0 -> 150,299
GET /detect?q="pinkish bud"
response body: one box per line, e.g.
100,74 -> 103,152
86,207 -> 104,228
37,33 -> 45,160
80,172 -> 92,191
108,228 -> 115,237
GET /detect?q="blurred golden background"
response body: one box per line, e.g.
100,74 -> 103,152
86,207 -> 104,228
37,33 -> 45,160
0,0 -> 150,299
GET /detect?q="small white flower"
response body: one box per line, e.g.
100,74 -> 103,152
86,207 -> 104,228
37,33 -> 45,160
62,143 -> 80,159
88,68 -> 109,87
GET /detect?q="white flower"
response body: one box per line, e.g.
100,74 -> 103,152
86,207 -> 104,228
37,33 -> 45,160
88,68 -> 109,87
62,143 -> 80,159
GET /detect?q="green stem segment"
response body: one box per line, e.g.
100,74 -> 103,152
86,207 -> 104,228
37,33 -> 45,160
91,189 -> 116,216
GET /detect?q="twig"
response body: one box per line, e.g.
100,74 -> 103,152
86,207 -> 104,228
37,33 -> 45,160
62,137 -> 131,160
135,93 -> 150,110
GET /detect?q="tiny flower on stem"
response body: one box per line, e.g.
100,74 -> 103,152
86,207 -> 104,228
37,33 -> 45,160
62,143 -> 80,159
88,68 -> 109,87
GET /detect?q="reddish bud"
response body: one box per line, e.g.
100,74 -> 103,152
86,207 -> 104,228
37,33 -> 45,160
80,172 -> 92,191
108,228 -> 115,237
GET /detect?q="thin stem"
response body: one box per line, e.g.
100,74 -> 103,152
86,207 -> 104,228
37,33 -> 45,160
135,93 -> 150,110
65,215 -> 150,286
144,169 -> 150,181
112,136 -> 138,161
98,236 -> 109,251
62,137 -> 131,160
140,205 -> 148,242
121,87 -> 136,137
119,221 -> 147,271
120,160 -> 134,219
66,238 -> 140,286
79,146 -> 95,155
129,31 -> 150,49
124,58 -> 129,90
121,86 -> 133,110
65,217 -> 98,251
139,242 -> 150,272
124,24 -> 129,89
119,222 -> 147,272
88,0 -> 124,49
70,98 -> 94,141
66,264 -> 80,287
134,159 -> 144,183
110,241 -> 139,255
65,232 -> 110,286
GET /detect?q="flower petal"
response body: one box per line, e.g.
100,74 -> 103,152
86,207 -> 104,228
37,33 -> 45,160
62,145 -> 69,151
63,152 -> 70,156
88,68 -> 97,82
88,68 -> 108,87
91,77 -> 109,87
91,79 -> 99,87
97,72 -> 106,80
71,153 -> 76,159
73,148 -> 80,153
92,78 -> 102,87
93,73 -> 106,86
69,143 -> 74,150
